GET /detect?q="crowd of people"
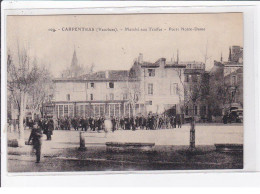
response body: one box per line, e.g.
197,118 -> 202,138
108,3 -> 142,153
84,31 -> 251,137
21,114 -> 182,163
55,114 -> 183,132
27,118 -> 54,140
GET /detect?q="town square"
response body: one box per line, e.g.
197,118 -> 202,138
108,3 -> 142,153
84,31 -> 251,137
6,13 -> 243,172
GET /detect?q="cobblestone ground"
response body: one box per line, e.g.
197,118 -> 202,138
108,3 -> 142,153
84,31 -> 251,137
7,123 -> 243,172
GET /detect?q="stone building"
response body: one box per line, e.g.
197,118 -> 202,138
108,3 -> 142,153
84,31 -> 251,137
209,45 -> 243,117
53,70 -> 136,118
129,54 -> 186,115
50,53 -> 188,118
182,61 -> 210,121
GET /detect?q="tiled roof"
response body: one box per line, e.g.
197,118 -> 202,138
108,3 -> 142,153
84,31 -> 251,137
54,70 -> 129,82
223,61 -> 243,66
140,61 -> 160,68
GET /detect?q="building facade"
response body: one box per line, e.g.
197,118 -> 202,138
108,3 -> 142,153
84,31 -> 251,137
182,61 -> 210,121
53,70 -> 136,118
129,55 -> 186,115
209,45 -> 243,116
50,53 -> 188,118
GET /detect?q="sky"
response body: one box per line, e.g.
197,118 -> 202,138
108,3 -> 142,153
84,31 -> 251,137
7,13 -> 243,77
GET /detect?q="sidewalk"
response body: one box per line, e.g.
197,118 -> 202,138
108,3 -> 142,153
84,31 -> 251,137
7,125 -> 243,172
8,124 -> 243,156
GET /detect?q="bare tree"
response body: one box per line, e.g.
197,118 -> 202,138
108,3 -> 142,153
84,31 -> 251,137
27,59 -> 53,120
127,61 -> 142,116
127,81 -> 141,116
175,68 -> 209,151
7,46 -> 48,146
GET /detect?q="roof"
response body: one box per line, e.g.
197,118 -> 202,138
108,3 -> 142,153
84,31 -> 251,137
223,61 -> 243,66
54,70 -> 130,82
165,62 -> 186,68
140,61 -> 160,68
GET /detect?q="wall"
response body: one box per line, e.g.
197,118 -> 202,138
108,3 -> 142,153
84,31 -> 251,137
53,80 -> 129,102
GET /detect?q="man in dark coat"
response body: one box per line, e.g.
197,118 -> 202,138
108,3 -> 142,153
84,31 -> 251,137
60,117 -> 65,130
159,116 -> 163,129
148,115 -> 153,130
28,121 -> 43,163
66,117 -> 71,130
174,116 -> 177,128
124,117 -> 129,130
111,116 -> 116,132
47,119 -> 54,140
97,117 -> 102,133
176,115 -> 182,128
130,116 -> 135,131
120,117 -> 125,130
135,116 -> 139,130
84,117 -> 89,131
88,117 -> 93,131
139,116 -> 143,129
80,117 -> 85,131
143,116 -> 147,130
42,119 -> 48,139
72,117 -> 79,131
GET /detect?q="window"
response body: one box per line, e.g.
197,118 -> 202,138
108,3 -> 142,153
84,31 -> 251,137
90,94 -> 94,101
192,75 -> 198,82
110,93 -> 114,100
201,106 -> 206,116
231,90 -> 236,101
115,104 -> 120,117
148,69 -> 155,77
58,105 -> 64,117
100,105 -> 105,117
123,93 -> 128,100
170,83 -> 178,95
109,82 -> 114,88
185,107 -> 189,115
148,83 -> 153,95
232,75 -> 236,86
90,82 -> 95,88
69,105 -> 74,117
66,94 -> 70,101
64,105 -> 68,117
146,101 -> 152,105
185,74 -> 189,82
109,104 -> 115,116
94,105 -> 100,117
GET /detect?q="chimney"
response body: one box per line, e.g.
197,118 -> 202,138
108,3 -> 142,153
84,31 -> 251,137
105,70 -> 109,79
228,46 -> 232,62
138,53 -> 143,63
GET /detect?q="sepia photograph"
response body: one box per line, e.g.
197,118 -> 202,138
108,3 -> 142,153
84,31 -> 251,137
5,13 -> 243,173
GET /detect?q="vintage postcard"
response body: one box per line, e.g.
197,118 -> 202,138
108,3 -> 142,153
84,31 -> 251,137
5,13 -> 243,173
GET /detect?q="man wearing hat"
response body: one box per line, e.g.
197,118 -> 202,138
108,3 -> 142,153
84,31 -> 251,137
28,121 -> 43,163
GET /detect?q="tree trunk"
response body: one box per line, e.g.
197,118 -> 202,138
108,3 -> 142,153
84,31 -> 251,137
18,91 -> 25,147
189,104 -> 196,151
31,110 -> 35,121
